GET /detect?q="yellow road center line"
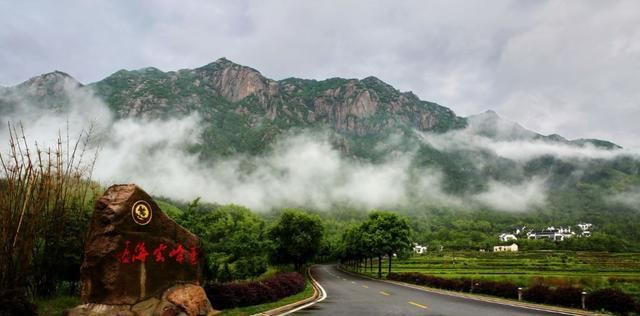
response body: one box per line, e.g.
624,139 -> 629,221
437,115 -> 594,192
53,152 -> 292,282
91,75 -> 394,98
379,291 -> 390,296
362,285 -> 369,288
408,301 -> 428,309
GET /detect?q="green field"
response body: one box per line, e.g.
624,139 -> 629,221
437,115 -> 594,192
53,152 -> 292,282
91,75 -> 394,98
361,251 -> 640,297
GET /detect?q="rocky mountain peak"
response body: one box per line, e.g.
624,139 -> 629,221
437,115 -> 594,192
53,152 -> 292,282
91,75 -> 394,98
467,110 -> 537,141
14,70 -> 81,98
18,70 -> 80,87
196,58 -> 274,103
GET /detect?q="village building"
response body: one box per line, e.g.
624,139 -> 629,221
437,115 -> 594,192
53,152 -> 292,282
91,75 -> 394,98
413,243 -> 428,254
577,223 -> 593,231
493,243 -> 518,252
576,223 -> 592,237
527,226 -> 575,241
498,223 -> 592,243
499,233 -> 518,242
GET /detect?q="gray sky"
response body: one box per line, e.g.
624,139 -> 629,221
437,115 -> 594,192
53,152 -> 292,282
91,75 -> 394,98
2,0 -> 639,148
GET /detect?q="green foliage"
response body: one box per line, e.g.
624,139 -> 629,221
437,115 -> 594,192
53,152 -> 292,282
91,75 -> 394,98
362,211 -> 412,257
267,209 -> 324,270
178,201 -> 269,281
338,210 -> 412,277
0,124 -> 99,296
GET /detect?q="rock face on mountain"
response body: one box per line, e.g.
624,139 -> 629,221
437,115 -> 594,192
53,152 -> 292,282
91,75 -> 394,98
85,57 -> 466,136
205,59 -> 278,103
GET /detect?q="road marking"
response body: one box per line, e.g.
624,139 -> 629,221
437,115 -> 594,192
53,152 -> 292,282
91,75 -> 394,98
280,265 -> 327,316
379,291 -> 390,296
361,285 -> 369,288
351,281 -> 356,284
408,301 -> 428,309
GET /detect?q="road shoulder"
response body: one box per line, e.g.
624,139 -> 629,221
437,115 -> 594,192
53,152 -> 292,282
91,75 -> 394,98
253,266 -> 327,316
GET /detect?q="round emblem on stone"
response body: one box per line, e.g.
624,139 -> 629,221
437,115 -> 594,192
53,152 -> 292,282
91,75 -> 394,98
131,200 -> 152,225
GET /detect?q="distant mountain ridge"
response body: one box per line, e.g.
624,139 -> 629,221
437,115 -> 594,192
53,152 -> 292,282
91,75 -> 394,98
0,57 -> 619,155
467,110 -> 621,149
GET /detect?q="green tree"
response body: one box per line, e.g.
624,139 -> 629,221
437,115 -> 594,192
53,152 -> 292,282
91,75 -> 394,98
341,225 -> 369,272
268,209 -> 324,271
178,202 -> 268,281
362,211 -> 412,278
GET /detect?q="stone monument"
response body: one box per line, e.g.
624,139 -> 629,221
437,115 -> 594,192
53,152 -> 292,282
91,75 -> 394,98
66,184 -> 216,316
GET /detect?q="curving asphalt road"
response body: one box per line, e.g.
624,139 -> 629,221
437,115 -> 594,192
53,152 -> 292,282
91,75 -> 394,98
292,264 -> 570,316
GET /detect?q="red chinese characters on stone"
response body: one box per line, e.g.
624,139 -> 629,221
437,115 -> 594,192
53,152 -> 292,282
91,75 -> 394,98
169,244 -> 185,264
117,240 -> 197,265
153,243 -> 167,262
116,241 -> 132,263
132,242 -> 149,263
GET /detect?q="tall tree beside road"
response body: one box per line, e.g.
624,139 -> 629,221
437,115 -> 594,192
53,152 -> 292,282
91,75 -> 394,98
362,211 -> 412,278
268,209 -> 324,271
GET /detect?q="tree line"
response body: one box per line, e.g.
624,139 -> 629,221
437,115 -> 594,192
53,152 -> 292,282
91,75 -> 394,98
176,202 -> 325,281
338,211 -> 412,278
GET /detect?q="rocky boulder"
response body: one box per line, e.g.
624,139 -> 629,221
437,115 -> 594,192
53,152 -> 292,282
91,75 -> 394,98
67,184 -> 216,316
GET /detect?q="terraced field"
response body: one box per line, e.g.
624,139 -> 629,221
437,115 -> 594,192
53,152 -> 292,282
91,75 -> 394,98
364,251 -> 640,297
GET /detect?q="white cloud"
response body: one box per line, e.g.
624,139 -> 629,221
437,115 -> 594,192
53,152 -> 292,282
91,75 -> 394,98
607,189 -> 640,210
0,83 -> 552,212
471,178 -> 547,212
419,128 -> 637,163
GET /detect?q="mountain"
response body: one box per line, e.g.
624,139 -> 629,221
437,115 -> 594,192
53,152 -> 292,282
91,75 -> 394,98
2,58 -> 619,157
91,58 -> 465,134
467,110 -> 621,149
2,58 -> 640,250
0,58 -> 630,189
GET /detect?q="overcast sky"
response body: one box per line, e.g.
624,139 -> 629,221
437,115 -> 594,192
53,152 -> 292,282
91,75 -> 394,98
1,0 -> 639,148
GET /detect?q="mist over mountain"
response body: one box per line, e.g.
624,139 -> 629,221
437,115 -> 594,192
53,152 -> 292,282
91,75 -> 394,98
1,58 -> 639,228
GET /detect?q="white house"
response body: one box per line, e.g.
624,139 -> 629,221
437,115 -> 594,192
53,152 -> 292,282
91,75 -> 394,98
493,243 -> 518,252
413,243 -> 428,254
499,233 -> 518,242
577,223 -> 593,231
527,227 -> 575,241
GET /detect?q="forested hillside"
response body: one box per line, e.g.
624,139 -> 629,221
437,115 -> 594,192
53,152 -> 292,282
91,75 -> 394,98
2,58 -> 640,250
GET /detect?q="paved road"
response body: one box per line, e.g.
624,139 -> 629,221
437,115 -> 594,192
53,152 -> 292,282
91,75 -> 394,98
293,264 -> 568,316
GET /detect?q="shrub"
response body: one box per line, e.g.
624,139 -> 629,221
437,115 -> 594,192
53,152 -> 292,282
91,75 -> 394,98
0,289 -> 37,316
549,287 -> 582,308
492,282 -> 519,299
586,288 -> 637,314
387,273 -> 516,298
205,272 -> 306,310
522,285 -> 552,304
474,281 -> 498,296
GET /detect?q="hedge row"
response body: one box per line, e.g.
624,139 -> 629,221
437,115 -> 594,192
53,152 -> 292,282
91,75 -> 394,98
204,272 -> 306,310
387,272 -> 640,314
387,272 -> 518,299
525,285 -> 639,313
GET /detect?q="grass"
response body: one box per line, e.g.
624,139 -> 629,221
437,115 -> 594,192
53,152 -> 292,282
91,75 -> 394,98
358,251 -> 640,297
218,280 -> 315,316
36,295 -> 81,316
